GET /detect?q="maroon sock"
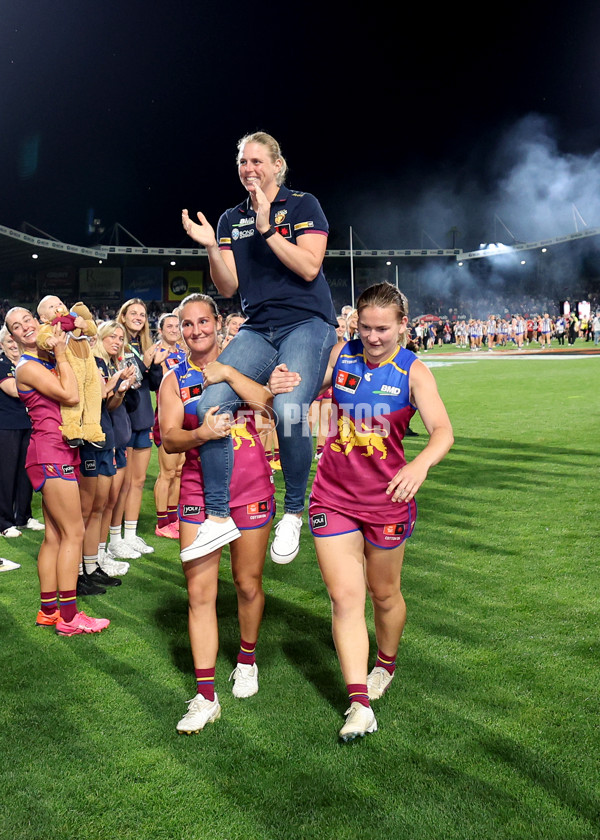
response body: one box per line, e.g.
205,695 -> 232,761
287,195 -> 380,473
167,507 -> 178,524
237,639 -> 256,666
59,590 -> 78,623
347,683 -> 370,708
375,649 -> 396,675
195,668 -> 215,701
40,591 -> 58,616
156,510 -> 169,528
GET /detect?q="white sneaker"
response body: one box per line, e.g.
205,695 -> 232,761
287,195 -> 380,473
0,558 -> 21,572
103,546 -> 132,571
339,702 -> 378,742
124,535 -> 154,555
367,666 -> 395,700
25,517 -> 45,531
99,554 -> 129,576
229,663 -> 259,698
180,518 -> 241,563
107,540 -> 141,560
176,693 -> 221,734
2,526 -> 22,538
270,514 -> 302,564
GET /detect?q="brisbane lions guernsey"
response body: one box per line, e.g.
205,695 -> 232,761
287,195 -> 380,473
16,354 -> 80,469
311,339 -> 417,519
167,358 -> 273,508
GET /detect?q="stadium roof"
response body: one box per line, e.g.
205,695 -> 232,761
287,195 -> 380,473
2,221 -> 600,276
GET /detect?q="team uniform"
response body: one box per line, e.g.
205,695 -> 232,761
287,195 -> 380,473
153,345 -> 187,447
309,339 -> 418,549
79,357 -> 116,478
0,352 -> 34,531
217,185 -> 336,329
16,353 -> 79,490
169,358 -> 275,530
125,337 -> 162,449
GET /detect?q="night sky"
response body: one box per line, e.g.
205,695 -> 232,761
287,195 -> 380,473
3,1 -> 600,253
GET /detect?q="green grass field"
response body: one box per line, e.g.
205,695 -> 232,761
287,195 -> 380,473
1,352 -> 599,840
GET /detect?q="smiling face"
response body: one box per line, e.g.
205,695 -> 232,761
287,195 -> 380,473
179,301 -> 220,361
226,316 -> 244,336
159,315 -> 181,344
0,333 -> 20,362
357,305 -> 408,365
6,308 -> 40,350
102,325 -> 125,359
122,302 -> 147,336
237,142 -> 282,201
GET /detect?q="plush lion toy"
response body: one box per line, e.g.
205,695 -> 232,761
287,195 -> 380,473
36,297 -> 105,447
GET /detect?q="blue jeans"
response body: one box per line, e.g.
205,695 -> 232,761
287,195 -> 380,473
197,317 -> 336,517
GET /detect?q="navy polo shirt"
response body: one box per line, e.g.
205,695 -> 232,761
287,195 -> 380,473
0,354 -> 31,430
217,185 -> 337,329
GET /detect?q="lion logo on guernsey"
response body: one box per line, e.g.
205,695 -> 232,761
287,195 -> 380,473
231,420 -> 256,450
330,415 -> 388,459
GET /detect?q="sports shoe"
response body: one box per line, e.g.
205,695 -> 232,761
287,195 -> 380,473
229,663 -> 259,698
124,535 -> 154,554
270,514 -> 302,564
176,693 -> 221,734
55,611 -> 110,636
25,517 -> 45,531
155,522 -> 179,539
77,574 -> 106,596
107,540 -> 141,560
367,666 -> 395,700
339,702 -> 378,742
35,609 -> 60,626
2,526 -> 22,538
99,553 -> 130,576
0,558 -> 20,571
180,518 -> 241,563
86,566 -> 122,588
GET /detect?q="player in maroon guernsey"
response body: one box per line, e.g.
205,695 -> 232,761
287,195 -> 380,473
307,283 -> 453,741
6,306 -> 109,636
159,294 -> 278,734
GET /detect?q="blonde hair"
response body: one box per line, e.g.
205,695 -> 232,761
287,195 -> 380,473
117,299 -> 152,353
94,320 -> 127,366
236,131 -> 288,185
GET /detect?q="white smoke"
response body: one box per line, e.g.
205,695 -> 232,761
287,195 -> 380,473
491,114 -> 600,243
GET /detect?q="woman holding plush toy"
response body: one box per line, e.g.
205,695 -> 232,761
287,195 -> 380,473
5,306 -> 109,636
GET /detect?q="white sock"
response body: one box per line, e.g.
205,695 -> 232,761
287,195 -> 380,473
109,525 -> 122,543
84,554 -> 98,575
123,520 -> 138,543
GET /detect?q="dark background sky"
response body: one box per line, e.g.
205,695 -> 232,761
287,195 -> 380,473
2,0 -> 600,253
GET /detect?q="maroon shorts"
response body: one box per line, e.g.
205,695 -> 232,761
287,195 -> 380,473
179,496 -> 275,531
27,462 -> 80,492
308,498 -> 416,549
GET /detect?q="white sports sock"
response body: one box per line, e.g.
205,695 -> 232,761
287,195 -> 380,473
123,520 -> 138,543
84,554 -> 98,575
109,525 -> 122,543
